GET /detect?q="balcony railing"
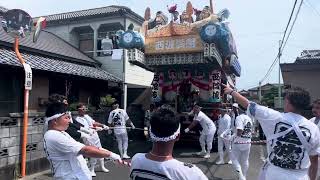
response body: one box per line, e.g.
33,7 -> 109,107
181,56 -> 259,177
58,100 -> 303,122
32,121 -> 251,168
83,49 -> 122,58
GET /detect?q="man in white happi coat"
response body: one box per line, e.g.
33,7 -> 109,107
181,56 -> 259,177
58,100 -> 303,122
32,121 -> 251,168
216,107 -> 232,164
230,103 -> 240,131
74,103 -> 110,177
223,85 -> 320,180
43,102 -> 123,180
185,103 -> 216,159
230,109 -> 253,180
130,105 -> 208,180
310,99 -> 320,179
108,101 -> 135,159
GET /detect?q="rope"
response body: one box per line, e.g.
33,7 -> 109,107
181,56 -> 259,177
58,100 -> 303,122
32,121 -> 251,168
233,140 -> 266,145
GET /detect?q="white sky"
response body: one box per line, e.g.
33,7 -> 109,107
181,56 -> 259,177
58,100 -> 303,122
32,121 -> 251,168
1,0 -> 320,90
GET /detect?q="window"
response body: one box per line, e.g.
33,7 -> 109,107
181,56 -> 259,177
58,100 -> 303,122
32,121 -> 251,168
0,71 -> 22,115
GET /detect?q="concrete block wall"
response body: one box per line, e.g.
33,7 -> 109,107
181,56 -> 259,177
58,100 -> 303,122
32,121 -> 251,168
0,112 -> 48,178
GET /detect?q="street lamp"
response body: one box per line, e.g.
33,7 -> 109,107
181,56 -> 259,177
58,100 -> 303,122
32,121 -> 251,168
1,9 -> 46,177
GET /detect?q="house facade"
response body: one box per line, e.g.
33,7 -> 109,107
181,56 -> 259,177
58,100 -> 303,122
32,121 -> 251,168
38,5 -> 154,108
0,6 -> 125,178
281,50 -> 320,102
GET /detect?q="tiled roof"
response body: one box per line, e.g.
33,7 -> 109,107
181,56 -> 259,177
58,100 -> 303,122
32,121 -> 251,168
0,6 -> 8,13
0,28 -> 97,65
0,48 -> 121,82
34,5 -> 144,25
295,50 -> 320,64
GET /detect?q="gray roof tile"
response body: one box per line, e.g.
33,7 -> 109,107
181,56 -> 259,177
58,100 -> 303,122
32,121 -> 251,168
34,5 -> 143,24
0,48 -> 121,82
295,50 -> 320,64
0,28 -> 97,65
0,6 -> 8,13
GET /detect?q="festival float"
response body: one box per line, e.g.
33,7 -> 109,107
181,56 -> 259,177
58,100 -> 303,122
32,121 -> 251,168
116,1 -> 241,142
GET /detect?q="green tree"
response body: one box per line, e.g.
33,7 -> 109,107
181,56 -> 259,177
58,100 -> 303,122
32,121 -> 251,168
261,87 -> 278,108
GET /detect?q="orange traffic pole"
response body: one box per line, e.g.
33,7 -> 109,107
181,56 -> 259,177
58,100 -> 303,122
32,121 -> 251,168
14,37 -> 29,177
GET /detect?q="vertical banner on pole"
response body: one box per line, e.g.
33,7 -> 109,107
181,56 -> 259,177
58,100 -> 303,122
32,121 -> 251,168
210,70 -> 221,102
23,63 -> 32,90
208,71 -> 214,102
151,72 -> 162,102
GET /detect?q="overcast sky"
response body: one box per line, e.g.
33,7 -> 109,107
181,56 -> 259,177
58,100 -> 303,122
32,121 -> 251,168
1,0 -> 319,90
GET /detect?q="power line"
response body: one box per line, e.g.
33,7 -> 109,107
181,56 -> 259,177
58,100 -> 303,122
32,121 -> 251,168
260,0 -> 299,83
281,0 -> 304,54
279,0 -> 298,49
260,55 -> 278,83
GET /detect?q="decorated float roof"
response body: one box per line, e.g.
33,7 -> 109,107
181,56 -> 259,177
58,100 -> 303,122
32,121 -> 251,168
140,2 -> 234,56
113,1 -> 241,77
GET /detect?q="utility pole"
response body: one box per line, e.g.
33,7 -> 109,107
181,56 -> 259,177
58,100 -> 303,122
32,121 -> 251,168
278,40 -> 282,108
210,0 -> 214,13
258,81 -> 262,103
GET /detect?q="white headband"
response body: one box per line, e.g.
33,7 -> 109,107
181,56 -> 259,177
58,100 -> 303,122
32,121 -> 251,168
149,124 -> 180,142
45,112 -> 70,124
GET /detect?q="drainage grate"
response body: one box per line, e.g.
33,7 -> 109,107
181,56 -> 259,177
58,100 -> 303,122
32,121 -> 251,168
26,143 -> 37,152
0,149 -> 8,157
0,118 -> 18,127
33,117 -> 44,125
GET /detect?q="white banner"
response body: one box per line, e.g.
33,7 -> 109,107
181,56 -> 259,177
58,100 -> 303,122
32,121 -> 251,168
23,63 -> 32,90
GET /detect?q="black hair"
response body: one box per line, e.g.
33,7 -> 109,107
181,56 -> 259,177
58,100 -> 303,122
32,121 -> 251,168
150,105 -> 179,138
193,102 -> 201,108
285,87 -> 310,111
48,94 -> 67,104
111,101 -> 119,106
313,99 -> 320,105
76,103 -> 85,109
45,102 -> 67,118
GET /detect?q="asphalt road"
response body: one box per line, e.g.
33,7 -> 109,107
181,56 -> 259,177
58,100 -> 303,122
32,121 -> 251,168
27,140 -> 266,180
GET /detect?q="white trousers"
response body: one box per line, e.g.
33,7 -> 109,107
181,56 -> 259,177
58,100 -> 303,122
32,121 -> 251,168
317,157 -> 320,179
83,132 -> 102,148
218,136 -> 231,160
199,132 -> 215,152
259,163 -> 309,180
115,132 -> 128,155
231,143 -> 251,179
83,132 -> 102,171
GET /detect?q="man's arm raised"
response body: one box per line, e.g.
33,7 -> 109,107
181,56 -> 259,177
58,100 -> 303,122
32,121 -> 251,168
222,84 -> 249,109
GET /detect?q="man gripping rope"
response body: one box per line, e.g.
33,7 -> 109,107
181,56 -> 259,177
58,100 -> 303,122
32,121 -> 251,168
217,107 -> 232,164
185,103 -> 216,159
74,103 -> 110,177
230,103 -> 240,132
43,103 -> 123,180
46,94 -> 93,142
108,101 -> 135,159
130,105 -> 208,180
230,107 -> 253,180
223,84 -> 320,180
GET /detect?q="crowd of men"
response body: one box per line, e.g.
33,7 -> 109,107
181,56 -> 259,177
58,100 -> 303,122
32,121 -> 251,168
43,86 -> 320,180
